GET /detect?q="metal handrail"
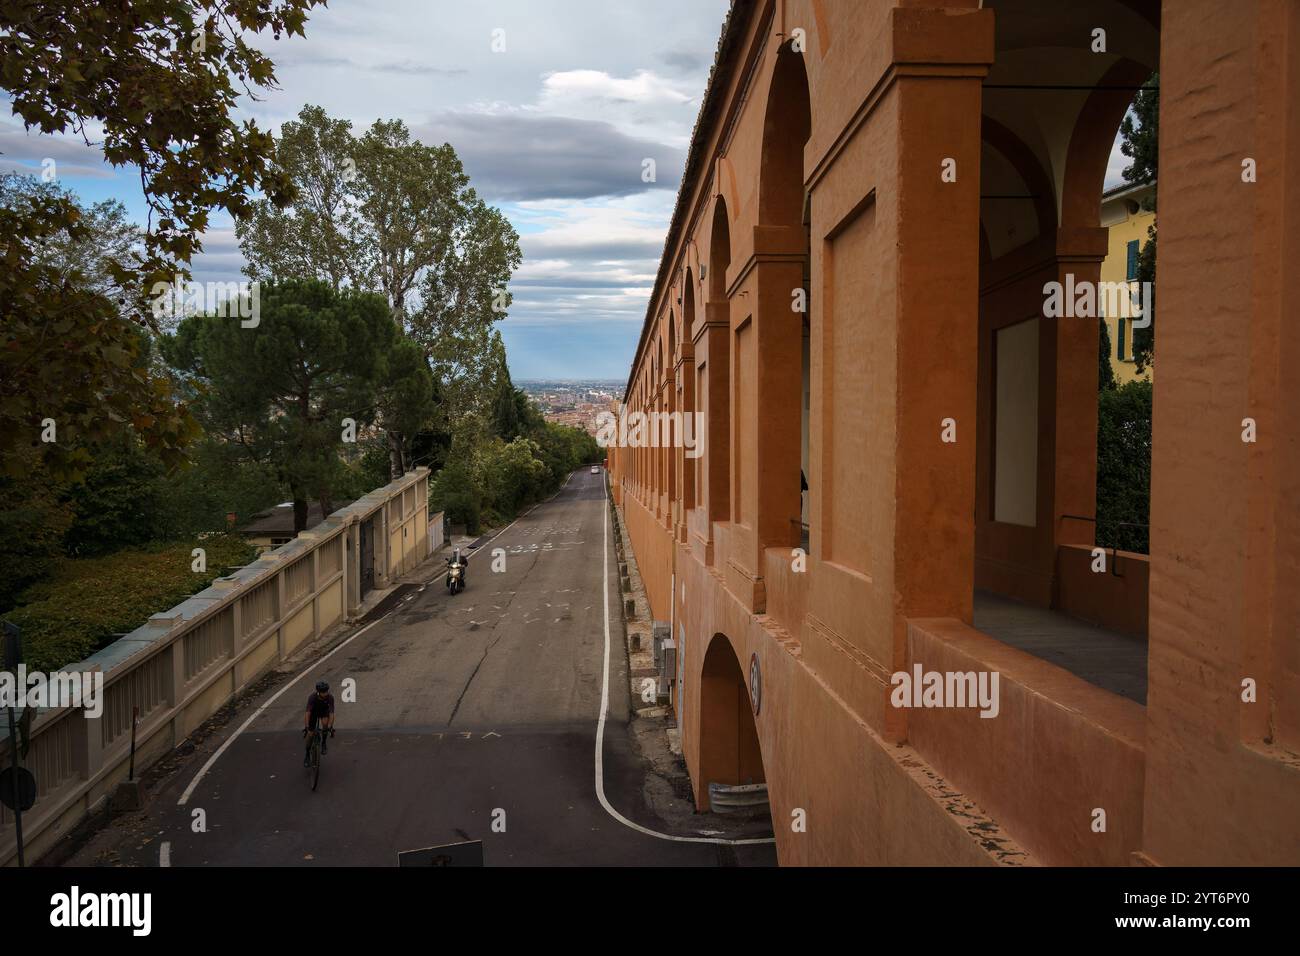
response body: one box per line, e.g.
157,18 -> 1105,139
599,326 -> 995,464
1058,513 -> 1149,577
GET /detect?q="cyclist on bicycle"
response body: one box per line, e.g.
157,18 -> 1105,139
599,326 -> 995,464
303,680 -> 335,766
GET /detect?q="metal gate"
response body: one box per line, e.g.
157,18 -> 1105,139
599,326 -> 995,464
360,516 -> 375,597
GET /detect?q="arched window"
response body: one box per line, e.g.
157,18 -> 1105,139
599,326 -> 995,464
703,197 -> 733,526
758,40 -> 812,551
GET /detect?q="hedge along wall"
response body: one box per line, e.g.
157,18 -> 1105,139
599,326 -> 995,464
5,535 -> 259,674
0,467 -> 432,867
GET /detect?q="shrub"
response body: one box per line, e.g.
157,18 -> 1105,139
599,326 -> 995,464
480,437 -> 550,518
3,534 -> 258,672
429,420 -> 601,535
0,454 -> 75,612
430,452 -> 484,533
1096,379 -> 1152,554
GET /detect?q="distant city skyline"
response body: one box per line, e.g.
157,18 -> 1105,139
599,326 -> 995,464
517,378 -> 623,385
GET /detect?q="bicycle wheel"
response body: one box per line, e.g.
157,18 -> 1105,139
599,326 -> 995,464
310,735 -> 321,791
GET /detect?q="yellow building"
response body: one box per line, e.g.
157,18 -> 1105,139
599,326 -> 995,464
1099,181 -> 1155,384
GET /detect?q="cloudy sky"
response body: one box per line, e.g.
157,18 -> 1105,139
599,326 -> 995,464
2,0 -> 1133,381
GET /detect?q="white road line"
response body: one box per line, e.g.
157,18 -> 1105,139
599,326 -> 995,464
594,473 -> 775,847
176,614 -> 387,807
465,469 -> 573,559
159,841 -> 170,868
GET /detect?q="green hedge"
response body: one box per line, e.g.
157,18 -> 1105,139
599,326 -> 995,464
1096,380 -> 1152,554
3,534 -> 258,672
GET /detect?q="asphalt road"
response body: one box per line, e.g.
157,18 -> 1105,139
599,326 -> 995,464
72,468 -> 775,867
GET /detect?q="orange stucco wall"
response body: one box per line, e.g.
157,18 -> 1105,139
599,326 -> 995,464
1136,0 -> 1300,866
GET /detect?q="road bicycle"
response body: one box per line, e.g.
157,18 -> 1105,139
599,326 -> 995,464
304,725 -> 334,791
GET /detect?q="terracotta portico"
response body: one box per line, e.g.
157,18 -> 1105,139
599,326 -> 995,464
608,0 -> 1300,866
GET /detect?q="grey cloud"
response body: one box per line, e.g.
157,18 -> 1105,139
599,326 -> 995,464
0,121 -> 113,173
0,158 -> 114,180
374,61 -> 468,76
658,49 -> 708,73
511,277 -> 655,290
411,112 -> 684,201
522,233 -> 664,261
267,46 -> 467,76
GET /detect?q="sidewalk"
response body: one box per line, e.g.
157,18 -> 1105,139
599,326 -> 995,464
347,532 -> 473,624
606,489 -> 775,845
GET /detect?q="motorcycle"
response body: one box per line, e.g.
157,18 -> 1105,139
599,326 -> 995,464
445,558 -> 465,595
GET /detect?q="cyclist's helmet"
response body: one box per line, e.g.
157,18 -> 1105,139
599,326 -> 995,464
315,680 -> 329,693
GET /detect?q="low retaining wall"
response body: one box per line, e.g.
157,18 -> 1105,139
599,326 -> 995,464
1056,543 -> 1149,638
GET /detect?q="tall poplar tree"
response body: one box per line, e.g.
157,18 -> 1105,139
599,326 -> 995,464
238,105 -> 522,477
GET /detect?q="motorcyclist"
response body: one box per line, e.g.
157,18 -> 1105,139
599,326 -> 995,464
446,547 -> 468,588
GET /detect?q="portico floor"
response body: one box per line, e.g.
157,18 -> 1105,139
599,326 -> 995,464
973,590 -> 1148,705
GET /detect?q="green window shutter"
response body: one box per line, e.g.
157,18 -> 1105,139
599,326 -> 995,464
1126,239 -> 1140,281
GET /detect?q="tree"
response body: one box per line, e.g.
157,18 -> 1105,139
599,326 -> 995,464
1096,380 -> 1153,554
1099,318 -> 1116,391
1119,73 -> 1158,372
409,200 -> 522,437
1,1 -> 323,479
0,447 -> 75,612
1,182 -> 200,480
150,436 -> 286,540
238,105 -> 367,293
430,440 -> 484,533
490,367 -> 527,442
488,347 -> 544,442
354,120 -> 472,322
61,433 -> 167,557
163,280 -> 433,531
0,174 -> 140,304
2,0 -> 320,274
237,106 -> 522,476
480,436 -> 550,519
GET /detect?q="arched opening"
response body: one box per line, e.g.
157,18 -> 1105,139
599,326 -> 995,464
702,196 -> 732,528
758,40 -> 813,553
709,198 -> 731,301
664,314 -> 676,513
759,41 -> 811,227
654,337 -> 663,508
697,634 -> 767,813
680,272 -> 695,516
